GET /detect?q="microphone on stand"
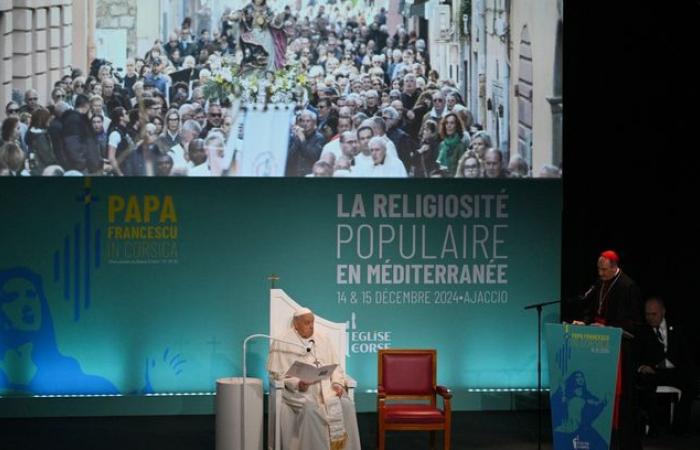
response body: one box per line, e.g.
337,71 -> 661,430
563,283 -> 599,327
240,333 -> 311,450
242,333 -> 311,380
580,283 -> 596,301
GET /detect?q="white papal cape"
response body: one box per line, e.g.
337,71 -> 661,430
267,327 -> 361,450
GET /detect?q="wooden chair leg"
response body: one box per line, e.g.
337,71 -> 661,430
377,425 -> 385,450
443,426 -> 451,450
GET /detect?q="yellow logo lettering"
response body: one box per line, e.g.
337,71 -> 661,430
108,196 -> 125,223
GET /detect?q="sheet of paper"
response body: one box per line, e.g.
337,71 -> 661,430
285,361 -> 338,384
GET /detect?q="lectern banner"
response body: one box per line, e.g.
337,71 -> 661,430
545,323 -> 622,450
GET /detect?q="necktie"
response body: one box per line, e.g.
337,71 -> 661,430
655,327 -> 663,343
655,327 -> 668,369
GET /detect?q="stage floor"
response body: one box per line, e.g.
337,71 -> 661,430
2,410 -> 698,449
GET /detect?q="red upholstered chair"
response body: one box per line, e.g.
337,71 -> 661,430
377,349 -> 452,450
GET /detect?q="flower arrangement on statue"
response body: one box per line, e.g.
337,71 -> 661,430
203,56 -> 310,106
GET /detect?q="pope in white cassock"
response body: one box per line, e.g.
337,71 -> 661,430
267,308 -> 361,450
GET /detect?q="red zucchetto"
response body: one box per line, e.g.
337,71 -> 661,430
600,250 -> 620,263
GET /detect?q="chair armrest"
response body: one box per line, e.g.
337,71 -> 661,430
437,385 -> 452,416
343,375 -> 357,402
377,385 -> 386,399
436,385 -> 452,399
345,375 -> 357,389
377,385 -> 386,415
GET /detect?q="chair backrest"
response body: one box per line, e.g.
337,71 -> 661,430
379,349 -> 436,400
269,288 -> 348,372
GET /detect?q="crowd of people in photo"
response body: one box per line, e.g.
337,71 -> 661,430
0,0 -> 562,178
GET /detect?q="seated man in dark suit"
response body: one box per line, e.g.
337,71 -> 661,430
635,297 -> 696,435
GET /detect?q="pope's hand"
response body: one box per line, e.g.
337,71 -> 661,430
333,384 -> 344,397
298,380 -> 309,392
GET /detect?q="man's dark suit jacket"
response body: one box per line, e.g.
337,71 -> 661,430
635,320 -> 694,373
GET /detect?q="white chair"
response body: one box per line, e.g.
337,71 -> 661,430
267,288 -> 356,450
655,385 -> 681,426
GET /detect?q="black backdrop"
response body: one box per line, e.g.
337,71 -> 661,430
561,0 -> 699,357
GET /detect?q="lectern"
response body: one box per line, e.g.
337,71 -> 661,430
545,323 -> 622,450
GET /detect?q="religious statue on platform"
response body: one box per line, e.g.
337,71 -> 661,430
229,0 -> 288,73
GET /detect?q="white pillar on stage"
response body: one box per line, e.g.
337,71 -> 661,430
216,377 -> 264,450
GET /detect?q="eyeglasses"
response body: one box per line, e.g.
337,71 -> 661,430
28,97 -> 38,101
209,113 -> 222,118
7,108 -> 19,114
465,165 -> 478,169
54,94 -> 65,98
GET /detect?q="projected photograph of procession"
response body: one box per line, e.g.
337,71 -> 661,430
0,0 -> 562,178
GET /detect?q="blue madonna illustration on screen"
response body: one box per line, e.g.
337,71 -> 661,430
0,267 -> 118,395
551,370 -> 608,450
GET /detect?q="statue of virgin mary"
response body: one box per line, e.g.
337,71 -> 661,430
229,0 -> 288,72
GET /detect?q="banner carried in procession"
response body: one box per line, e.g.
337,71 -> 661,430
0,178 -> 561,406
236,106 -> 295,176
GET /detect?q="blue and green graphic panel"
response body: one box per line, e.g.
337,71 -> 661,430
546,323 -> 622,450
0,178 -> 561,409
